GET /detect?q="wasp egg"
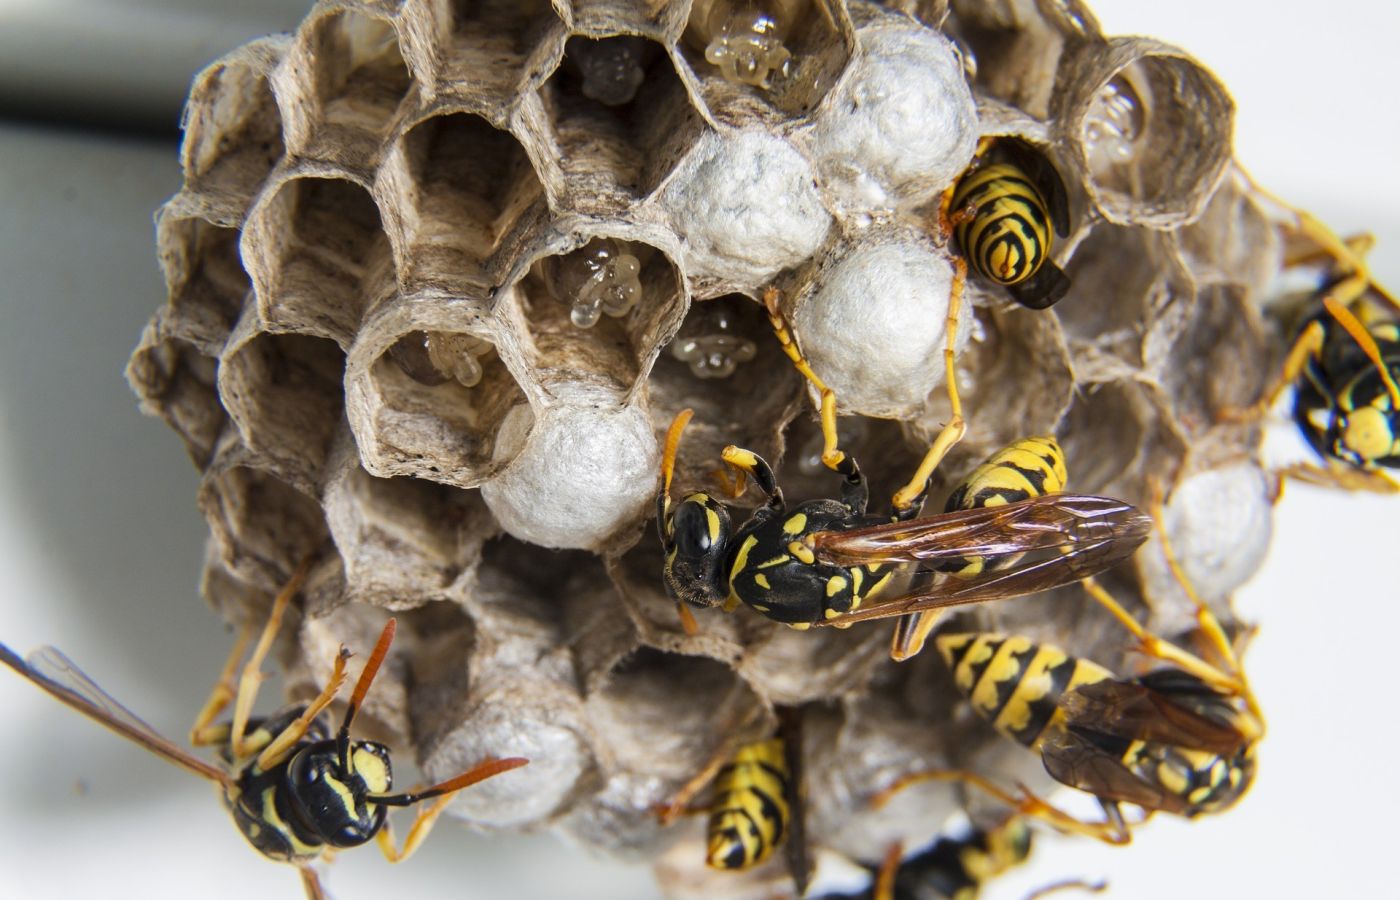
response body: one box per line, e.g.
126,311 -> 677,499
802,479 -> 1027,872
387,330 -> 495,387
480,385 -> 658,551
566,35 -> 652,107
1083,71 -> 1147,173
806,18 -> 978,216
668,300 -> 757,379
542,238 -> 644,329
690,0 -> 803,89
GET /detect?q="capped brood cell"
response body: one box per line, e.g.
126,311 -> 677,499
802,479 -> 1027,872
241,174 -> 391,345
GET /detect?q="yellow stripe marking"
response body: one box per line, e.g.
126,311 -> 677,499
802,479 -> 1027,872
787,541 -> 815,564
782,513 -> 808,535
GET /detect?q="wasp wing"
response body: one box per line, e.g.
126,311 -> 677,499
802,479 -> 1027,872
2,642 -> 231,786
1059,677 -> 1251,757
776,706 -> 810,897
809,496 -> 1150,626
1038,727 -> 1190,816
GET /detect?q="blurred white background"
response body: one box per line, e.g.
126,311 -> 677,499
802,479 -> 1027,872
0,2 -> 1396,899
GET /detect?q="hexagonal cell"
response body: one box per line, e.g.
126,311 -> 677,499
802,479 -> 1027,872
354,308 -> 528,487
433,0 -> 567,97
198,462 -> 332,596
651,294 -> 804,492
1156,284 -> 1271,440
946,0 -> 1070,118
679,0 -> 853,122
1054,38 -> 1233,228
324,447 -> 496,610
243,176 -> 391,345
908,300 -> 1075,481
180,38 -> 288,223
127,329 -> 227,469
219,331 -> 347,494
387,112 -> 546,290
541,35 -> 707,210
1058,379 -> 1185,499
1056,223 -> 1191,373
509,235 -> 684,396
155,215 -> 251,355
297,600 -> 413,742
286,9 -> 414,162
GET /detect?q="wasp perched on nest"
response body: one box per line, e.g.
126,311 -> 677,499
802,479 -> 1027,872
657,288 -> 1150,639
1,561 -> 527,899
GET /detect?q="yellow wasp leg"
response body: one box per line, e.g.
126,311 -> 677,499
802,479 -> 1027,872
229,557 -> 313,759
872,841 -> 903,900
871,769 -> 1130,846
255,647 -> 352,771
657,736 -> 737,826
889,604 -> 943,662
297,865 -> 328,900
1277,460 -> 1400,493
762,286 -> 847,472
189,625 -> 252,746
1219,318 -> 1325,422
892,187 -> 969,512
375,792 -> 456,863
1024,879 -> 1109,899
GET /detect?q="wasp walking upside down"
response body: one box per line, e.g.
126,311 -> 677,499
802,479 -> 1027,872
1,559 -> 528,900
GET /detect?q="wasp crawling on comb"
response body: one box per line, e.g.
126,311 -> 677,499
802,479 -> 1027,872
1,560 -> 527,899
874,497 -> 1264,845
657,289 -> 1150,643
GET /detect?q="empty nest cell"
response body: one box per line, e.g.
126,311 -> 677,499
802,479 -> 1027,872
433,0 -> 567,97
180,39 -> 288,222
289,9 -> 414,161
244,176 -> 391,345
542,36 -> 706,209
156,215 -> 251,354
946,0 -> 1073,119
219,331 -> 347,493
198,462 -> 332,595
390,112 -> 546,290
511,236 -> 683,395
127,333 -> 227,469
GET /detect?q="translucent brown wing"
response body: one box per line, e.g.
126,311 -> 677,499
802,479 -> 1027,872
1038,728 -> 1190,816
2,642 -> 232,786
776,705 -> 810,898
812,494 -> 1148,566
1058,677 -> 1251,757
809,496 -> 1151,626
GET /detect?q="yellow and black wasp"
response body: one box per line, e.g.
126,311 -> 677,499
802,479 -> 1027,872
659,706 -> 810,893
947,137 -> 1073,311
658,290 -> 1149,638
1225,182 -> 1400,492
873,502 -> 1264,845
1,560 -> 528,900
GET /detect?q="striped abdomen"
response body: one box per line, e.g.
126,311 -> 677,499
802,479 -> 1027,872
952,162 -> 1056,287
706,737 -> 790,870
935,633 -> 1111,749
937,436 -> 1067,577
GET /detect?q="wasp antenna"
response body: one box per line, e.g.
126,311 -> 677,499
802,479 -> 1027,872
371,756 -> 529,807
338,618 -> 397,767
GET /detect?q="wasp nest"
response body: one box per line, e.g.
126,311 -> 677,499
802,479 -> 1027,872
128,0 -> 1279,894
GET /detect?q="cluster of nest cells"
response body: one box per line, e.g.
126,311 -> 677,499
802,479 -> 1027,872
117,0 -> 1384,895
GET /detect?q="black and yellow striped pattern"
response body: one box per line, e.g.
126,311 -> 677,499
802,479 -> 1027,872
706,737 -> 790,870
939,436 -> 1067,577
935,633 -> 1111,749
952,162 -> 1056,288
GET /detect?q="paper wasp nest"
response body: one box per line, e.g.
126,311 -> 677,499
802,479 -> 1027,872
127,0 -> 1276,893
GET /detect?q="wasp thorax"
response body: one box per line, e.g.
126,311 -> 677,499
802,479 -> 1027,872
565,35 -> 653,107
1083,71 -> 1147,173
542,238 -> 643,329
669,300 -> 758,379
693,0 -> 801,88
387,330 -> 495,387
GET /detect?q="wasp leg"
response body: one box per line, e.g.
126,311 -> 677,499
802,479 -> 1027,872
189,624 -> 252,746
223,558 -> 314,758
373,757 -> 529,861
871,769 -> 1131,845
375,793 -> 455,863
872,841 -> 903,900
889,571 -> 941,661
1277,460 -> 1400,493
657,735 -> 737,826
297,865 -> 328,900
720,445 -> 785,512
761,286 -> 868,513
1218,317 -> 1326,423
1023,878 -> 1109,899
255,647 -> 352,771
891,187 -> 968,513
